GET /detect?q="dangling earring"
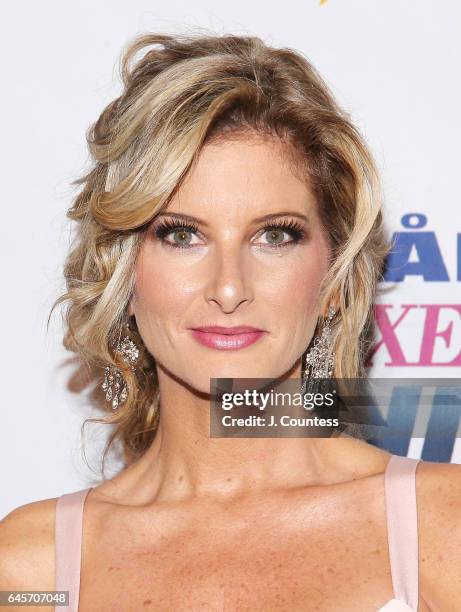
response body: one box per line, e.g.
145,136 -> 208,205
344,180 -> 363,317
101,324 -> 139,410
301,306 -> 336,395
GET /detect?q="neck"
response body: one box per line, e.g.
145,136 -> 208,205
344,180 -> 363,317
117,370 -> 390,504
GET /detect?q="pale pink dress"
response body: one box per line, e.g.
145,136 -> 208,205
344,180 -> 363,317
55,454 -> 420,611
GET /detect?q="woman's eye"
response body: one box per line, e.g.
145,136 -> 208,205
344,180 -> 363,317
263,229 -> 289,245
255,227 -> 301,247
153,222 -> 202,249
164,228 -> 199,247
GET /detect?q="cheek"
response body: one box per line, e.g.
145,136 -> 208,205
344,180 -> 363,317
132,253 -> 183,342
258,242 -> 329,318
131,249 -> 197,341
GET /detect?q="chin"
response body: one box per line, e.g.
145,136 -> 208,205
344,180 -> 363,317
185,364 -> 290,395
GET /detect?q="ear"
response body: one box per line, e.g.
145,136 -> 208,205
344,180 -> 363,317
127,298 -> 135,317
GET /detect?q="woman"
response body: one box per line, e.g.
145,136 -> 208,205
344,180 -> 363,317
1,31 -> 460,611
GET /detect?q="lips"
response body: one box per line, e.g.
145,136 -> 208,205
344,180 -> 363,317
189,326 -> 266,350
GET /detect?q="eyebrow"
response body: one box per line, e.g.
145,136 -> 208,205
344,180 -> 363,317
154,211 -> 310,226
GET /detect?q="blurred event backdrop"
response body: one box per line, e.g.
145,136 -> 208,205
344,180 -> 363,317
1,0 -> 460,514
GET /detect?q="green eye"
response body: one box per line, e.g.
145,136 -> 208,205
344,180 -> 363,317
154,220 -> 201,249
255,223 -> 305,248
264,229 -> 287,244
171,229 -> 193,246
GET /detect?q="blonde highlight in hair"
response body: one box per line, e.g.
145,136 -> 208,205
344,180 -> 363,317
52,30 -> 391,471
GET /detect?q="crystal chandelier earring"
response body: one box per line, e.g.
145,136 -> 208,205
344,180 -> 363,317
301,306 -> 336,395
101,323 -> 140,410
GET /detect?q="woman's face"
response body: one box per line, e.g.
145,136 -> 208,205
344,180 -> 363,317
129,135 -> 331,394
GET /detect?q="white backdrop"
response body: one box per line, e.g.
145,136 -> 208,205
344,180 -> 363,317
1,0 -> 460,516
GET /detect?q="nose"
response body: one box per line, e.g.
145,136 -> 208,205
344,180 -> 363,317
204,244 -> 254,314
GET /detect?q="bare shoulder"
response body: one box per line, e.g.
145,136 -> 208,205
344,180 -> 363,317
417,460 -> 461,609
0,496 -> 57,593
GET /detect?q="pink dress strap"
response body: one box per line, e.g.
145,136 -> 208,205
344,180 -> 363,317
53,458 -> 420,611
55,488 -> 92,612
384,454 -> 421,610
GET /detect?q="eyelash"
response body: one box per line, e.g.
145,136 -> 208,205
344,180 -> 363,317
152,217 -> 307,250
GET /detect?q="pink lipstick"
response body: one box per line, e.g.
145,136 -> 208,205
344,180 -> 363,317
189,325 -> 266,350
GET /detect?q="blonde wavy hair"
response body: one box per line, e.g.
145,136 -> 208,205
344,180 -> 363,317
52,30 -> 391,470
